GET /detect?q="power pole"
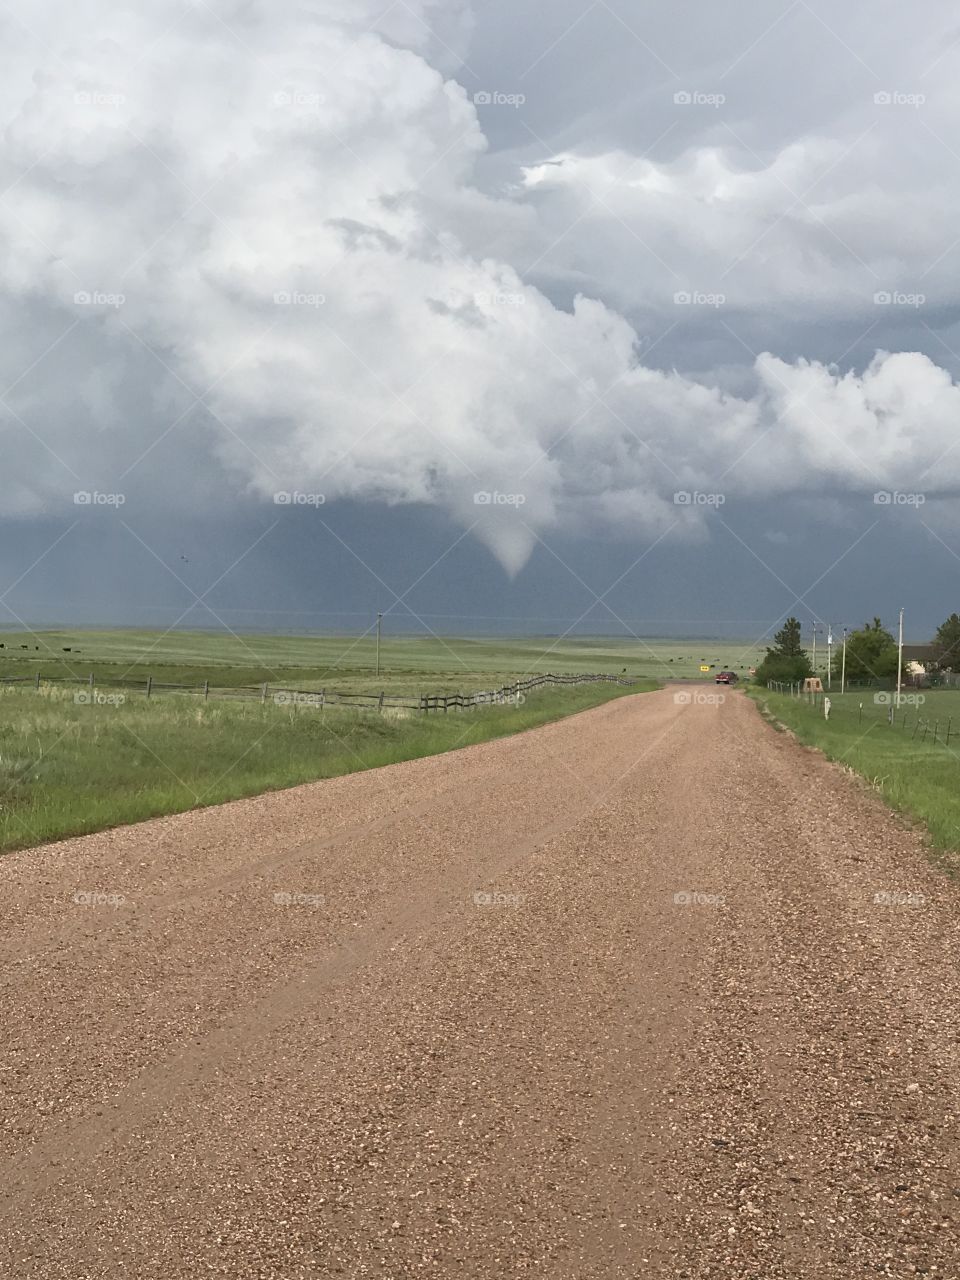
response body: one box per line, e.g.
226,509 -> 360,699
376,612 -> 383,679
827,624 -> 833,690
896,607 -> 904,709
841,627 -> 848,695
812,623 -> 817,678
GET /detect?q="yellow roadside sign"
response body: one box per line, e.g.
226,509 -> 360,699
700,664 -> 711,673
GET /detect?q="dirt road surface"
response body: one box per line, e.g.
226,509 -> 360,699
2,687 -> 959,1278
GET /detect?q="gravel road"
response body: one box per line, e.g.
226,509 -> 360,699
2,687 -> 959,1278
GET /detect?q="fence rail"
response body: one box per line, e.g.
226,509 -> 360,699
0,670 -> 635,714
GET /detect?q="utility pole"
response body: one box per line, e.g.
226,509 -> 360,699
812,623 -> 818,678
841,627 -> 848,696
896,607 -> 904,709
376,612 -> 383,679
827,624 -> 833,690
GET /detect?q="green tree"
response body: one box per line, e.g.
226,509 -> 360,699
833,617 -> 898,684
772,616 -> 805,658
931,613 -> 960,672
754,616 -> 813,686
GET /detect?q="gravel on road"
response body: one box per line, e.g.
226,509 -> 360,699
1,687 -> 958,1277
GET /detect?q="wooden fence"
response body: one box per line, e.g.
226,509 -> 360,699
0,670 -> 635,714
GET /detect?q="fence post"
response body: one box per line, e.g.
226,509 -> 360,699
89,672 -> 95,689
947,718 -> 952,746
35,671 -> 41,691
261,683 -> 267,705
203,681 -> 209,701
420,694 -> 426,714
146,676 -> 153,699
378,690 -> 385,713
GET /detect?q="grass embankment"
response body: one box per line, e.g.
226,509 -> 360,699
0,679 -> 655,854
749,686 -> 960,854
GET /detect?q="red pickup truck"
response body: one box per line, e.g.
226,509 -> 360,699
715,671 -> 739,685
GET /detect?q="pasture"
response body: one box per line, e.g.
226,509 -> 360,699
0,627 -> 766,690
0,627 -> 668,853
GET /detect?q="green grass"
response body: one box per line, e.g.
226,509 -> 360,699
749,686 -> 960,856
0,678 -> 656,854
0,628 -> 766,689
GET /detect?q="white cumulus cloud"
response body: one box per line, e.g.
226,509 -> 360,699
1,0 -> 959,576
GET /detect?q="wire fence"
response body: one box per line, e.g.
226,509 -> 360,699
767,681 -> 958,748
0,670 -> 636,714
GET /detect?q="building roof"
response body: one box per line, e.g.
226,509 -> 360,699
902,644 -> 937,664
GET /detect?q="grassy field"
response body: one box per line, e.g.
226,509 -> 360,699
749,686 -> 960,857
0,628 -> 766,691
0,646 -> 657,853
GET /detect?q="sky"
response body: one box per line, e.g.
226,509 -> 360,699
2,0 -> 960,643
